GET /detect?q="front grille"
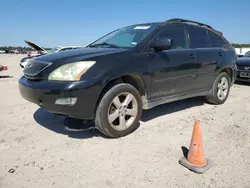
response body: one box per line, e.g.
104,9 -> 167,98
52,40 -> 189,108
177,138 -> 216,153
237,65 -> 250,71
24,60 -> 51,77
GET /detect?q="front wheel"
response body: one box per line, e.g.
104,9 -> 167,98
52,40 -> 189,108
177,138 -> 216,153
206,72 -> 231,105
95,83 -> 142,138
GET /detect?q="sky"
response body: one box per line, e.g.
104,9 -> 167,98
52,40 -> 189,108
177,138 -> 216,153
0,0 -> 250,47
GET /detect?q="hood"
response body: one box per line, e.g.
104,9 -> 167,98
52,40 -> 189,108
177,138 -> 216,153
25,40 -> 47,52
236,57 -> 250,65
24,47 -> 128,78
34,47 -> 128,63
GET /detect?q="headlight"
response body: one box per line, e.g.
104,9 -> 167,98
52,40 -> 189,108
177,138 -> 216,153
48,61 -> 96,81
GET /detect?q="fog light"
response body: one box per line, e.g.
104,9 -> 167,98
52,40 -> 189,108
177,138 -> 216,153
55,97 -> 77,106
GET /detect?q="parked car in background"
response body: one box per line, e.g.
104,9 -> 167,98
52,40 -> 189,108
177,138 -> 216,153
20,50 -> 46,68
236,51 -> 250,82
0,50 -> 5,54
19,18 -> 237,138
49,46 -> 84,53
9,49 -> 19,54
20,40 -> 84,68
0,65 -> 8,71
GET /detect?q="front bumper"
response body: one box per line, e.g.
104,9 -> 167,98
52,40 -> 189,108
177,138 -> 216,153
236,70 -> 250,83
18,76 -> 102,119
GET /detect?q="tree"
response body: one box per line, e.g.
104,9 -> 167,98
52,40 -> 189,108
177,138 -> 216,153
0,46 -> 51,52
232,43 -> 250,48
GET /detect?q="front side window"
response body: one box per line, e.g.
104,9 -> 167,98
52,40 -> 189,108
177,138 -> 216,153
188,25 -> 210,48
208,31 -> 226,47
155,24 -> 188,49
88,23 -> 160,48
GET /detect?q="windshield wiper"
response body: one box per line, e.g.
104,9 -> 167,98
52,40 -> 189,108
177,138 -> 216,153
89,42 -> 121,48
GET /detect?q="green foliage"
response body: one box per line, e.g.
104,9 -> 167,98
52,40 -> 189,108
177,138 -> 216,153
0,46 -> 51,52
0,46 -> 32,52
232,43 -> 250,48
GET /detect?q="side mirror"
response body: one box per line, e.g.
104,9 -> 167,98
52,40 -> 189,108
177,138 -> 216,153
150,37 -> 172,51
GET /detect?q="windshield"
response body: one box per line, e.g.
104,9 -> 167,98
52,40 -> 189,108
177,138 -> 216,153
88,23 -> 160,48
244,51 -> 250,57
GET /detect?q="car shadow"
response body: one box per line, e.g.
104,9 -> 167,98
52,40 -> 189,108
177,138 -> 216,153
0,75 -> 13,79
141,97 -> 205,122
33,108 -> 101,139
34,97 -> 205,139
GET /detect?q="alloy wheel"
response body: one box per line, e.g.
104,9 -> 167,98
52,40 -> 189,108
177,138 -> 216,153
107,92 -> 138,131
217,77 -> 229,100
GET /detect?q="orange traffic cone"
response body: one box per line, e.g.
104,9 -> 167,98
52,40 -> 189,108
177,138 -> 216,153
179,120 -> 211,173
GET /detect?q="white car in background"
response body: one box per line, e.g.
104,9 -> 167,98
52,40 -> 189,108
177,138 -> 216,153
49,46 -> 84,53
20,40 -> 84,68
0,50 -> 5,54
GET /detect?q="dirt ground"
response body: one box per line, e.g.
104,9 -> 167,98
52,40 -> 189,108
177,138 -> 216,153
0,54 -> 249,188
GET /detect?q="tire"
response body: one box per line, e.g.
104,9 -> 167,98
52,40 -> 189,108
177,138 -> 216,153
206,72 -> 231,105
95,83 -> 142,138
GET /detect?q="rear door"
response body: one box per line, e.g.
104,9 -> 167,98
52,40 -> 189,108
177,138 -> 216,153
187,25 -> 221,91
148,24 -> 197,100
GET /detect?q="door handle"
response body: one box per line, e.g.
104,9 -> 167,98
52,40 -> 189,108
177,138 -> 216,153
218,52 -> 223,57
189,54 -> 196,59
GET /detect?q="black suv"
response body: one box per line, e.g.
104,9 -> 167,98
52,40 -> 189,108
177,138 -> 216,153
19,18 -> 237,138
236,51 -> 250,82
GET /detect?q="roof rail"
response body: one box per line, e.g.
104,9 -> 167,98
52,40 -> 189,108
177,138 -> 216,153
167,18 -> 223,36
167,18 -> 213,29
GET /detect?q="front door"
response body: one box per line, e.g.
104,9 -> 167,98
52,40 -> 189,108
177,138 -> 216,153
148,24 -> 197,101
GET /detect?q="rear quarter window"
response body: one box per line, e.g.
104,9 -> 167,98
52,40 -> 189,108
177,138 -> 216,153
208,31 -> 226,47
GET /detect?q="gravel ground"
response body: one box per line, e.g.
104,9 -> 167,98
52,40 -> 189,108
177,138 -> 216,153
0,54 -> 250,188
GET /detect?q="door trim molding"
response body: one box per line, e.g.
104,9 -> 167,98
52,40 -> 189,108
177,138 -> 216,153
142,89 -> 210,109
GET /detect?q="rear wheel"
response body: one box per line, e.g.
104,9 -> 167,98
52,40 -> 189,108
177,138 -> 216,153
206,72 -> 231,104
95,83 -> 142,138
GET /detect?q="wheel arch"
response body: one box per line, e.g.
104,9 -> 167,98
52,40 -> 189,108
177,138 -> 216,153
218,67 -> 233,82
95,73 -> 147,112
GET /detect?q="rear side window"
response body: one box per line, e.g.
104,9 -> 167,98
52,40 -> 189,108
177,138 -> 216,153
187,25 -> 210,48
208,31 -> 226,47
155,24 -> 188,49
